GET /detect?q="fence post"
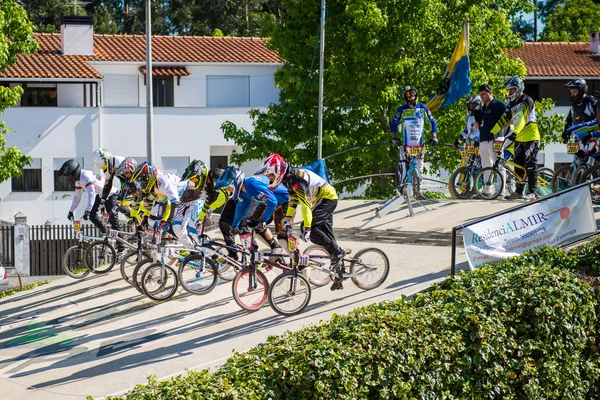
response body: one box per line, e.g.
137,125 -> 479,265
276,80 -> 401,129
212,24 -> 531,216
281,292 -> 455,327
14,212 -> 30,276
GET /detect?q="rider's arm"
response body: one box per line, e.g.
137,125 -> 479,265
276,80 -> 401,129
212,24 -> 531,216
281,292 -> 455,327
197,188 -> 230,221
101,172 -> 114,200
78,173 -> 97,212
69,187 -> 83,213
422,104 -> 438,134
565,108 -> 573,131
231,197 -> 252,229
567,120 -> 598,134
390,106 -> 403,138
285,175 -> 313,228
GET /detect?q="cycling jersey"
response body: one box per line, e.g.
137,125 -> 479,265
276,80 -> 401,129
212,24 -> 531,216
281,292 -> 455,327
254,175 -> 289,205
98,156 -> 126,200
390,103 -> 437,146
137,172 -> 182,222
505,94 -> 540,142
197,172 -> 231,222
70,170 -> 114,213
232,175 -> 277,228
568,120 -> 599,138
565,96 -> 596,129
459,112 -> 480,142
284,168 -> 337,229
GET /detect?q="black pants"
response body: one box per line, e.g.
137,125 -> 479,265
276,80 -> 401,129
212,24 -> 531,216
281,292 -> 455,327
310,199 -> 340,256
219,200 -> 238,254
90,194 -> 124,252
514,140 -> 540,195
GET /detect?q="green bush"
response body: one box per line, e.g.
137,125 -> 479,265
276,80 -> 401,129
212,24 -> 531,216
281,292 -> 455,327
106,240 -> 600,400
0,280 -> 51,299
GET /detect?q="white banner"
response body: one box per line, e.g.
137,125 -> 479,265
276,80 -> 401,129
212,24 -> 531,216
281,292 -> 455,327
463,185 -> 597,269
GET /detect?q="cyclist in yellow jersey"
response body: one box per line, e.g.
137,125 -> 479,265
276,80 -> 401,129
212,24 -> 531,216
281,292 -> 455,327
258,154 -> 347,291
502,76 -> 541,200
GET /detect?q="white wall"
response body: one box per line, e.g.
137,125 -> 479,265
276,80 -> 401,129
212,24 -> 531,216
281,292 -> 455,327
0,106 -> 259,225
57,83 -> 84,107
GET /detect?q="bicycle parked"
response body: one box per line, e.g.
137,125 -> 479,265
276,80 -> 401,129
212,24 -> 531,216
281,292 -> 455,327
448,138 -> 481,199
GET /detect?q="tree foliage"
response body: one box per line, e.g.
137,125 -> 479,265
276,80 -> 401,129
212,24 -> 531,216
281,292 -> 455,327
541,0 -> 600,41
221,0 -> 562,196
0,1 -> 38,184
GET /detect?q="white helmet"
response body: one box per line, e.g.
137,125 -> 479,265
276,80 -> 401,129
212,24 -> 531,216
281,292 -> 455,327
92,148 -> 113,175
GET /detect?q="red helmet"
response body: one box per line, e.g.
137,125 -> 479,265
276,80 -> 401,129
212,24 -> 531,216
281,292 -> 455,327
257,153 -> 288,189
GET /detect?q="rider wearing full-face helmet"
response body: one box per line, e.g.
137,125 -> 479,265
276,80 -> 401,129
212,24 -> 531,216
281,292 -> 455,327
454,94 -> 482,147
561,79 -> 597,143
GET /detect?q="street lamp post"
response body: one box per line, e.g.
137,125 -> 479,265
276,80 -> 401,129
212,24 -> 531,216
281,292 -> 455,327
145,0 -> 154,163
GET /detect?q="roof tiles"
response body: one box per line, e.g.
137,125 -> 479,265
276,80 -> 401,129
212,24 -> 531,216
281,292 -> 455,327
0,33 -> 280,80
508,42 -> 600,77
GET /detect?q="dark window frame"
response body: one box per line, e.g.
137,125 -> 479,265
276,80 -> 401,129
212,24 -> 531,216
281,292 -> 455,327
12,168 -> 42,192
153,77 -> 174,107
210,155 -> 228,170
24,86 -> 58,107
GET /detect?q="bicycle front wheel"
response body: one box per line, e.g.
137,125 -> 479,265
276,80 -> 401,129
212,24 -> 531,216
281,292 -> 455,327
232,267 -> 269,312
302,245 -> 331,287
268,272 -> 312,316
552,165 -> 579,193
141,263 -> 179,301
449,166 -> 475,199
84,240 -> 117,274
63,246 -> 90,279
349,248 -> 390,290
178,253 -> 219,295
210,240 -> 238,282
581,164 -> 600,203
120,249 -> 151,284
533,167 -> 554,198
475,167 -> 504,200
133,259 -> 154,294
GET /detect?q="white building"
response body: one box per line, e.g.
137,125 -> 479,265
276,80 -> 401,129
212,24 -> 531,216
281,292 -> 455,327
0,16 -> 282,224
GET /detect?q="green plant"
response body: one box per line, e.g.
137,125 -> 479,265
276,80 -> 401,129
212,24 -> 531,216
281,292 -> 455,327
0,280 -> 51,299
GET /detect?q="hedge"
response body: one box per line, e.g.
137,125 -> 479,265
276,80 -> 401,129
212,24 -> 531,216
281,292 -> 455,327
104,239 -> 600,400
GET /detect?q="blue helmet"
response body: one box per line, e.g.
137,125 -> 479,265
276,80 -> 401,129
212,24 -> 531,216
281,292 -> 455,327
215,166 -> 245,199
504,76 -> 524,102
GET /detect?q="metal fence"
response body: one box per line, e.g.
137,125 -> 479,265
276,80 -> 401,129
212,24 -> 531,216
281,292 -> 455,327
0,225 -> 15,267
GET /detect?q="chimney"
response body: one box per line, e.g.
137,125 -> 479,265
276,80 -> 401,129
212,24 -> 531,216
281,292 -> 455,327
590,32 -> 600,54
61,16 -> 94,56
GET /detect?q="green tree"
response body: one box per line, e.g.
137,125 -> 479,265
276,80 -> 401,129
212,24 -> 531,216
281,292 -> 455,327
16,0 -> 78,32
222,0 -> 562,196
540,0 -> 600,41
0,1 -> 39,183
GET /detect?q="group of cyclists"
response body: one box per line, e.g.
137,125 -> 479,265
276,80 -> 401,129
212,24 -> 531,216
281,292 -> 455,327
393,75 -> 600,201
58,151 -> 350,291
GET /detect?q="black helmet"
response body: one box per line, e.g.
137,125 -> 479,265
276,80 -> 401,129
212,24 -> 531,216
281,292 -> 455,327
402,86 -> 418,106
59,159 -> 81,185
564,79 -> 588,103
208,168 -> 223,183
465,94 -> 482,115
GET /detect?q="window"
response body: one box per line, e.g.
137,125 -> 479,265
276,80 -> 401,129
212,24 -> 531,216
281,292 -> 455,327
162,157 -> 190,175
207,75 -> 250,107
104,74 -> 138,107
54,158 -> 82,191
524,82 -> 540,102
153,77 -> 174,107
25,86 -> 57,106
12,158 -> 42,192
210,156 -> 228,170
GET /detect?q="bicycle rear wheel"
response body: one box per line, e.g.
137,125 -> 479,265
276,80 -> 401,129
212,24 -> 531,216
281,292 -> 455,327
210,240 -> 238,281
581,164 -> 600,203
141,263 -> 179,301
63,246 -> 90,279
533,167 -> 554,198
84,240 -> 117,274
268,272 -> 311,316
178,253 -> 219,295
232,267 -> 269,312
133,259 -> 154,294
475,167 -> 504,200
349,248 -> 390,290
302,245 -> 331,287
120,249 -> 150,284
449,166 -> 475,199
552,165 -> 580,193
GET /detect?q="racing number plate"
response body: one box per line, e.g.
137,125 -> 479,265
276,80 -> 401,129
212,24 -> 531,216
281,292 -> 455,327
73,220 -> 81,233
287,235 -> 297,251
567,143 -> 579,154
406,146 -> 423,157
466,143 -> 477,155
588,157 -> 596,167
143,229 -> 154,245
493,140 -> 503,151
240,233 -> 253,251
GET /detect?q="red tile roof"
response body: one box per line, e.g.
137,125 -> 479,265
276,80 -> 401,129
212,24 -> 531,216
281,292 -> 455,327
508,42 -> 600,77
139,66 -> 190,77
0,33 -> 280,80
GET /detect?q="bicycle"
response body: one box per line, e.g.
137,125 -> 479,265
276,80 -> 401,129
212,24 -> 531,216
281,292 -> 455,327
62,220 -> 106,279
448,139 -> 481,199
552,136 -> 598,193
83,221 -> 140,275
139,229 -> 184,301
475,152 -> 554,200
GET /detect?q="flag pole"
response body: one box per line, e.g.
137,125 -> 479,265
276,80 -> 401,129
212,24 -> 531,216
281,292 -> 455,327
465,19 -> 470,58
317,0 -> 325,160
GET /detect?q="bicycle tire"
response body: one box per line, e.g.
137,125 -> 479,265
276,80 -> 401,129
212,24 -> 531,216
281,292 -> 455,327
581,164 -> 600,202
62,246 -> 91,279
552,165 -> 578,193
178,253 -> 219,295
210,240 -> 239,282
141,263 -> 179,301
475,167 -> 504,200
231,267 -> 269,312
84,240 -> 117,274
349,247 -> 390,290
120,249 -> 151,284
133,259 -> 154,294
268,272 -> 312,316
534,167 -> 555,198
449,166 -> 475,199
302,245 -> 331,287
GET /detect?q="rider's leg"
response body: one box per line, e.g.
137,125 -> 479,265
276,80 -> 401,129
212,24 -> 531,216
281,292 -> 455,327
513,141 -> 527,196
219,200 -> 238,259
524,140 -> 540,196
105,193 -> 124,253
89,195 -> 107,234
414,156 -> 424,199
479,140 -> 497,193
172,202 -> 195,249
310,199 -> 342,260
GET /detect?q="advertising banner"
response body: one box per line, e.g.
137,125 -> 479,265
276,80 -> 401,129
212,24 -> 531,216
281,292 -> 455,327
463,185 -> 597,269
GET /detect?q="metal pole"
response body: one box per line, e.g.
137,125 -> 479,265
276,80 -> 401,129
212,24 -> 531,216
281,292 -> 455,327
145,0 -> 154,163
317,0 -> 325,160
451,227 -> 457,276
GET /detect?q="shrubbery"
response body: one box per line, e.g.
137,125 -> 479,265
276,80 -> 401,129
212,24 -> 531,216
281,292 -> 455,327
105,239 -> 600,400
0,280 -> 51,299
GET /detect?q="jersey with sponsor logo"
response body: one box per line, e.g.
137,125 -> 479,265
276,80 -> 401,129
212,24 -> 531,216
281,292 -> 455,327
390,103 -> 437,146
70,170 -> 111,213
505,94 -> 540,142
285,168 -> 337,229
232,175 -> 277,228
